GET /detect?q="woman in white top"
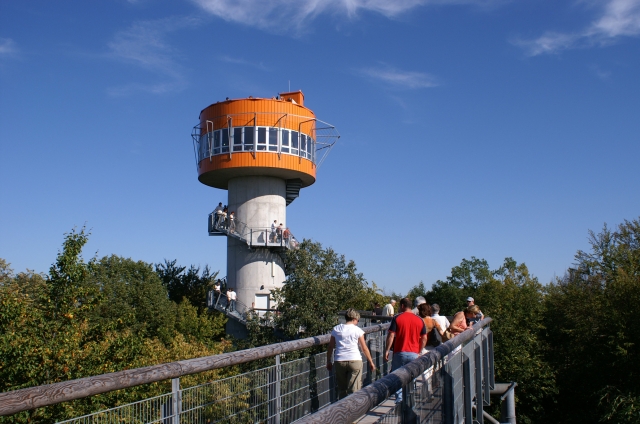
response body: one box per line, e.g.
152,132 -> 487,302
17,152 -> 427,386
326,309 -> 375,399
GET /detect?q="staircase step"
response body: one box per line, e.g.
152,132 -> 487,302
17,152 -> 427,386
285,178 -> 303,206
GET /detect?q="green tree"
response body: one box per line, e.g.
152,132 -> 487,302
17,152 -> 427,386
427,256 -> 492,315
543,218 -> 640,423
89,255 -> 178,344
475,258 -> 556,424
155,259 -> 219,311
0,229 -> 230,423
406,281 -> 428,301
175,297 -> 227,348
274,240 -> 368,339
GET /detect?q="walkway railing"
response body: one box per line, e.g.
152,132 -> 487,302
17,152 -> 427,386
0,324 -> 390,423
0,320 -> 495,424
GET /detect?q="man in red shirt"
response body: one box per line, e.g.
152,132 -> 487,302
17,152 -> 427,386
384,297 -> 427,371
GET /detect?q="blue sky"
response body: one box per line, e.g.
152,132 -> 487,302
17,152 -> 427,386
1,0 -> 639,295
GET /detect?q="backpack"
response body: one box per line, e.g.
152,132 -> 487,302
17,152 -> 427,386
428,326 -> 442,347
423,317 -> 442,347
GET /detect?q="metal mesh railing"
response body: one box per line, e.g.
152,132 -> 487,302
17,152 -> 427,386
52,327 -> 389,424
56,392 -> 175,424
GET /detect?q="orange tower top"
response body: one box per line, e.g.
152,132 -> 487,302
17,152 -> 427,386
193,91 -> 339,190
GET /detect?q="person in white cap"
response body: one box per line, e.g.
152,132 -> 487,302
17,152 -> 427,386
466,297 -> 484,320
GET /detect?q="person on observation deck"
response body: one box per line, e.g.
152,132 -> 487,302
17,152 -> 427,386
226,288 -> 237,312
213,202 -> 223,228
270,220 -> 277,242
326,309 -> 375,399
283,227 -> 291,247
229,211 -> 236,234
213,280 -> 221,304
277,223 -> 284,243
220,206 -> 228,229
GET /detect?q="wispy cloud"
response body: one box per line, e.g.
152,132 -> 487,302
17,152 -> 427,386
190,0 -> 497,32
0,38 -> 18,55
356,64 -> 439,89
219,55 -> 269,70
589,64 -> 612,80
106,16 -> 199,96
515,0 -> 640,56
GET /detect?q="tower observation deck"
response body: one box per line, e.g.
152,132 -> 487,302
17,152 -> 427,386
191,91 -> 339,334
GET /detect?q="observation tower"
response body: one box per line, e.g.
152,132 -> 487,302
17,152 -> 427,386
191,91 -> 339,334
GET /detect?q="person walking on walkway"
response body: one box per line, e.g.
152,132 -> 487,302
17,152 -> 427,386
326,309 -> 376,399
384,298 -> 427,404
382,299 -> 396,316
384,298 -> 427,368
417,303 -> 442,352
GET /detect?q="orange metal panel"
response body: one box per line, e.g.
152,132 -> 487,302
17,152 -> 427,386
279,91 -> 304,106
197,151 -> 316,190
199,96 -> 315,133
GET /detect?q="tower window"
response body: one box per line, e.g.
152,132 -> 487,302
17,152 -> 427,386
244,126 -> 254,151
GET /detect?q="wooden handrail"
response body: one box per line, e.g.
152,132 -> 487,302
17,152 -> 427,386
0,323 -> 390,416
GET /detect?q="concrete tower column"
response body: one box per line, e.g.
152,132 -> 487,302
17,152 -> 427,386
227,176 -> 287,310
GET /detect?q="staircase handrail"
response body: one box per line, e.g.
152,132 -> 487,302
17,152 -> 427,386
209,213 -> 299,250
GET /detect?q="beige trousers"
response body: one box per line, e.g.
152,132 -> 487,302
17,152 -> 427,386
334,360 -> 363,399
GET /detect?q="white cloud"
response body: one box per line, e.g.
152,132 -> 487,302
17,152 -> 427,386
515,0 -> 640,56
0,38 -> 17,55
357,64 -> 438,89
107,16 -> 199,95
190,0 -> 497,31
589,64 -> 612,80
218,55 -> 269,70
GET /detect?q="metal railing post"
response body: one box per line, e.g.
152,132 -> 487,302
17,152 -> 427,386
275,354 -> 281,424
401,382 -> 418,424
171,377 -> 181,424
